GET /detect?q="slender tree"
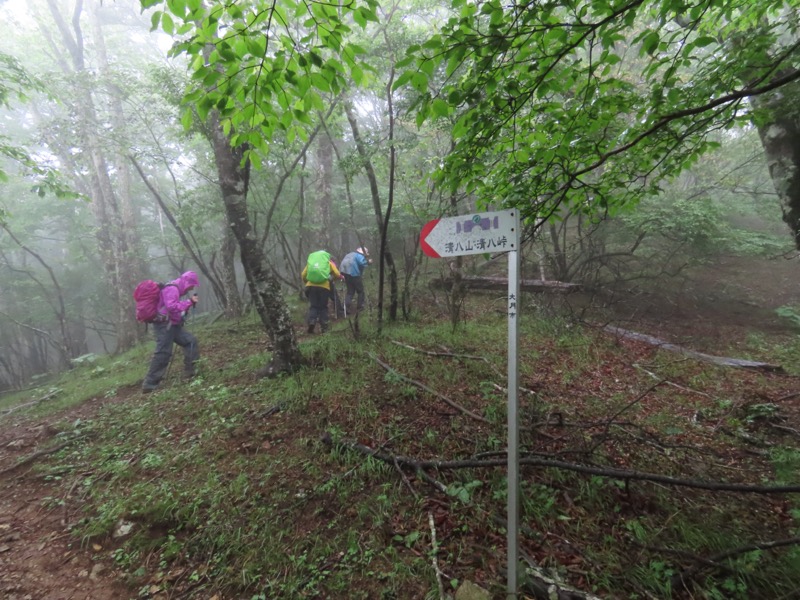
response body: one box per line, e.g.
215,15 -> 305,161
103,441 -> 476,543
38,0 -> 147,351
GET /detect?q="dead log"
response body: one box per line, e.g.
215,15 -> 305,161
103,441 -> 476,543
604,325 -> 784,373
431,276 -> 580,293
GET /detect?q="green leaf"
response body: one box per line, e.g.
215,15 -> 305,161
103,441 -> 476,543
310,72 -> 331,92
180,107 -> 193,131
350,63 -> 364,86
641,31 -> 660,56
161,12 -> 175,35
246,35 -> 267,58
392,70 -> 414,91
149,10 -> 162,32
693,35 -> 716,47
431,98 -> 449,117
410,72 -> 428,94
166,0 -> 186,18
248,150 -> 262,170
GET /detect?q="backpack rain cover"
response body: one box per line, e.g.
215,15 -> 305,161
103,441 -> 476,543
306,251 -> 331,284
133,280 -> 164,322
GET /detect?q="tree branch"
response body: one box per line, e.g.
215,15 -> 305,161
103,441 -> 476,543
323,435 -> 800,495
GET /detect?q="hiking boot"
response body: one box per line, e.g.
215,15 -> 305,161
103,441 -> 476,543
320,323 -> 329,333
142,384 -> 158,393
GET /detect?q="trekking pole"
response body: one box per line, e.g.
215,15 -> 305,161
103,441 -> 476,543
164,350 -> 176,383
191,294 -> 198,321
341,279 -> 347,318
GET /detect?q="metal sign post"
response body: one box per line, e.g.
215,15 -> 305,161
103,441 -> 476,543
421,209 -> 521,598
506,214 -> 520,598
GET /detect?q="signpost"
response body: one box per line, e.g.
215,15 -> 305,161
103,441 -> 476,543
420,209 -> 521,599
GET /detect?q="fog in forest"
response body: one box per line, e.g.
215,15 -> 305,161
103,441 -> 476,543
0,0 -> 797,392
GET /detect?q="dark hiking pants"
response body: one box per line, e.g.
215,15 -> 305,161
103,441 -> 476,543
306,286 -> 330,331
143,321 -> 199,390
344,274 -> 365,312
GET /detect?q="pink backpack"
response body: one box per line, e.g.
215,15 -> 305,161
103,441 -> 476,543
133,280 -> 174,323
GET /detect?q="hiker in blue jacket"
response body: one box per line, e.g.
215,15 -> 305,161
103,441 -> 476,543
339,247 -> 371,314
142,271 -> 200,392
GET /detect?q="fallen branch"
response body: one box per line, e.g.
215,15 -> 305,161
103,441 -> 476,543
633,363 -> 712,398
431,276 -> 580,294
0,440 -> 73,477
1,389 -> 62,415
370,353 -> 489,424
390,340 -> 487,361
606,325 -> 784,372
322,434 -> 800,495
519,549 -> 604,600
390,340 -> 539,397
428,512 -> 446,600
768,423 -> 800,438
669,536 -> 800,591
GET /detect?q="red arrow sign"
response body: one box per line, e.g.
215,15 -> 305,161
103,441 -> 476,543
420,218 -> 441,258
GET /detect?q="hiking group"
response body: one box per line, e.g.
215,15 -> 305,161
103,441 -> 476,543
134,249 -> 370,392
302,246 -> 371,334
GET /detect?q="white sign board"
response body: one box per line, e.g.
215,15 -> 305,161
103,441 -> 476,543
420,209 -> 518,258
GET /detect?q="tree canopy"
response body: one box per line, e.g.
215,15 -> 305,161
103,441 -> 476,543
395,0 -> 800,232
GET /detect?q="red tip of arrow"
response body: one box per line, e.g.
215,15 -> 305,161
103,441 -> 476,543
420,219 -> 441,258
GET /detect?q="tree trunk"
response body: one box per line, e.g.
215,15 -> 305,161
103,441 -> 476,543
316,131 -> 334,251
89,3 -> 147,346
208,112 -> 303,375
753,80 -> 800,248
220,220 -> 244,319
43,0 -> 145,352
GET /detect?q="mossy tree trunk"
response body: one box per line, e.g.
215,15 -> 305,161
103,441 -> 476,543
208,112 -> 304,375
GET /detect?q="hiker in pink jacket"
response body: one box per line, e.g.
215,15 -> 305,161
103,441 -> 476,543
142,271 -> 200,392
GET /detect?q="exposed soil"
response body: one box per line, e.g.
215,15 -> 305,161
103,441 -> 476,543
1,255 -> 799,599
0,393 -> 138,600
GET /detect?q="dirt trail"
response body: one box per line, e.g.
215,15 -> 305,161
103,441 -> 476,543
1,393 -> 137,600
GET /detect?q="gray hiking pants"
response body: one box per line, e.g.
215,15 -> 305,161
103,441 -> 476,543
143,321 -> 199,389
344,274 -> 365,311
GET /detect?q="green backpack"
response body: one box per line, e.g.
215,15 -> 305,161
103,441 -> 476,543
306,250 -> 331,284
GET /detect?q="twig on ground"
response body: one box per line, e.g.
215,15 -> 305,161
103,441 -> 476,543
428,511 -> 446,600
392,340 -> 538,396
633,363 -> 713,398
391,340 -> 486,361
0,439 -> 76,477
371,353 -> 489,424
1,389 -> 61,415
769,423 -> 800,438
668,536 -> 800,591
588,381 -> 663,453
394,457 -> 418,499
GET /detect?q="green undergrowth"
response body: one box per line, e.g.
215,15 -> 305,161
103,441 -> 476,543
10,306 -> 800,599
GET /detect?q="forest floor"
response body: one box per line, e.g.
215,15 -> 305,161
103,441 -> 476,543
1,255 -> 800,600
